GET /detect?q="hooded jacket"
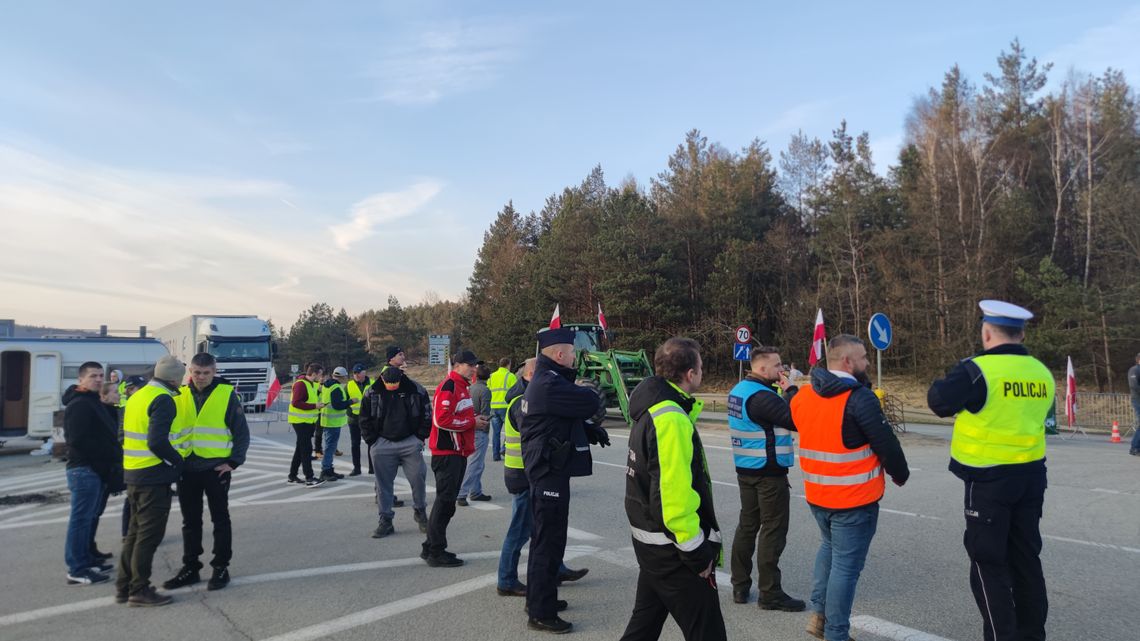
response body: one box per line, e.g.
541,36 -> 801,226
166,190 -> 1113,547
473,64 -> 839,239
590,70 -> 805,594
520,354 -> 602,487
624,376 -> 721,575
62,385 -> 123,486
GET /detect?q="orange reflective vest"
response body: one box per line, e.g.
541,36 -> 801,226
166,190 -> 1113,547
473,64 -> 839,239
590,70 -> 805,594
790,385 -> 884,510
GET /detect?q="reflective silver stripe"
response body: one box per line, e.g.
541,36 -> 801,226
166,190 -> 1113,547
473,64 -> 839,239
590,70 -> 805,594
288,409 -> 318,417
504,436 -> 521,444
576,446 -> 589,451
772,428 -> 792,436
192,427 -> 232,436
801,466 -> 882,486
729,429 -> 764,441
650,405 -> 687,420
189,439 -> 232,449
673,529 -> 706,552
733,447 -> 767,457
798,447 -> 872,463
123,449 -> 156,458
708,529 -> 722,544
123,430 -> 148,440
773,446 -> 795,454
630,527 -> 672,545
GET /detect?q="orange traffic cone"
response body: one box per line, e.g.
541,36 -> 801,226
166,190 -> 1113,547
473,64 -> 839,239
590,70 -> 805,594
1110,421 -> 1121,443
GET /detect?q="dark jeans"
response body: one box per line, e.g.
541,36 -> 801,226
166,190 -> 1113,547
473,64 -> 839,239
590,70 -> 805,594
963,474 -> 1048,641
490,409 -> 506,459
65,466 -> 105,574
116,484 -> 173,595
177,468 -> 233,569
527,477 -> 570,620
619,562 -> 727,641
348,417 -> 372,473
423,454 -> 466,556
290,422 -> 317,479
729,474 -> 791,600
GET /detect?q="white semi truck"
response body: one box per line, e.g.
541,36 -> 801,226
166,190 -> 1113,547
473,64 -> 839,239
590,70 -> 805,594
155,315 -> 277,412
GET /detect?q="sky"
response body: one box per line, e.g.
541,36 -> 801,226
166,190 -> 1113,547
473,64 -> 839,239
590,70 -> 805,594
2,1 -> 1138,331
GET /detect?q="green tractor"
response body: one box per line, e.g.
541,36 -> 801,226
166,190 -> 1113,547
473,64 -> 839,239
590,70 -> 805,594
536,323 -> 654,425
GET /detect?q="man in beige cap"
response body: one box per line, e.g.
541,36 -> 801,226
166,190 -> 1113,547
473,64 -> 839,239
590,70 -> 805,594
115,355 -> 186,607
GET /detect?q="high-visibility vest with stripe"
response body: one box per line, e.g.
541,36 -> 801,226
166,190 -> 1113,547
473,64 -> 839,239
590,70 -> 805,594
176,383 -> 235,459
123,383 -> 186,470
117,380 -> 128,408
790,385 -> 884,510
488,367 -> 517,409
952,354 -> 1053,467
728,379 -> 794,470
320,382 -> 348,428
502,395 -> 524,470
347,379 -> 369,415
288,379 -> 320,424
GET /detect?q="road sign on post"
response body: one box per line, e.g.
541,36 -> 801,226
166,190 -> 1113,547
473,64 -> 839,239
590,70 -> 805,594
867,313 -> 892,390
733,344 -> 752,361
735,326 -> 752,344
428,335 -> 450,366
734,326 -> 752,381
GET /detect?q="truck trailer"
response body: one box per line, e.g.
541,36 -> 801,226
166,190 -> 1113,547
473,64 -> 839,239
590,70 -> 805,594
155,315 -> 276,412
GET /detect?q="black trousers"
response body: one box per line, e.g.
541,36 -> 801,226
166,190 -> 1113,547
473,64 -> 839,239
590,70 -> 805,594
963,472 -> 1048,641
619,562 -> 727,641
313,424 -> 324,453
348,416 -> 372,473
729,474 -> 791,599
423,455 -> 466,555
526,477 -> 570,620
290,422 -> 317,479
115,484 -> 173,595
177,468 -> 233,569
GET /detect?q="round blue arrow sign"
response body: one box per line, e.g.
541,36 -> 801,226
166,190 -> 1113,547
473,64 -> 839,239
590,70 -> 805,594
868,313 -> 892,350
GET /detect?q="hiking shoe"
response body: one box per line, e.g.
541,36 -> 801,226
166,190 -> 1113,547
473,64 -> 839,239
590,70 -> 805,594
806,612 -> 825,639
91,548 -> 113,562
732,587 -> 749,604
470,493 -> 492,502
456,497 -> 469,507
760,594 -> 806,612
207,567 -> 230,591
349,468 -> 362,477
162,566 -> 201,590
128,586 -> 173,607
286,475 -> 301,484
527,616 -> 572,634
393,498 -> 405,507
319,471 -> 340,482
372,519 -> 394,538
66,568 -> 109,585
335,450 -> 343,456
413,509 -> 428,533
115,587 -> 129,604
305,477 -> 326,488
557,567 -> 589,584
497,584 -> 527,597
425,552 -> 464,568
90,563 -> 115,574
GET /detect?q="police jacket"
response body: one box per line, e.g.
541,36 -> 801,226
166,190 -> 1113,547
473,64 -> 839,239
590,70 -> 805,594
360,375 -> 432,444
928,344 -> 1048,482
625,376 -> 721,575
520,354 -> 602,486
504,378 -> 530,494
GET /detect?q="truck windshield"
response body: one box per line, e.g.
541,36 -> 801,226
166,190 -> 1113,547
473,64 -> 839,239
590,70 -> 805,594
207,340 -> 270,361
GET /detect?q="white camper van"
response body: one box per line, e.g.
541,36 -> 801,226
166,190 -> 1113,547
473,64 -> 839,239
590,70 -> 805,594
0,337 -> 170,439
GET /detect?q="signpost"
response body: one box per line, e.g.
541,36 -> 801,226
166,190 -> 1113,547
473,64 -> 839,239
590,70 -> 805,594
867,313 -> 892,390
428,334 -> 450,366
734,325 -> 752,381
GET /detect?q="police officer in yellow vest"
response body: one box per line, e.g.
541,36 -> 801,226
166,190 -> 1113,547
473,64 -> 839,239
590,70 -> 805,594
162,353 -> 249,593
318,367 -> 352,481
488,358 -> 517,461
115,355 -> 186,608
928,300 -> 1054,641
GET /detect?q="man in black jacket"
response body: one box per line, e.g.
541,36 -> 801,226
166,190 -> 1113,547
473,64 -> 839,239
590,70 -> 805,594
727,346 -> 804,611
362,366 -> 431,538
63,361 -> 122,585
521,327 -> 608,634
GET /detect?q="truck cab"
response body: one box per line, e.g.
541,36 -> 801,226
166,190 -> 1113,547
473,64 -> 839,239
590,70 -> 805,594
188,317 -> 275,412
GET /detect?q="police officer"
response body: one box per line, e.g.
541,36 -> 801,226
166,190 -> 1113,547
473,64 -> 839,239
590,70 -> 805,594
520,327 -> 608,634
928,300 -> 1054,641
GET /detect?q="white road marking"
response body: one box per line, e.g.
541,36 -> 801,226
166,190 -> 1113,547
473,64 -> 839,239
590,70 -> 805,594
850,615 -> 958,641
566,527 -> 603,541
0,475 -> 67,494
249,435 -> 296,451
1043,534 -> 1140,555
0,503 -> 41,518
880,508 -> 942,521
0,468 -> 67,488
465,501 -> 503,511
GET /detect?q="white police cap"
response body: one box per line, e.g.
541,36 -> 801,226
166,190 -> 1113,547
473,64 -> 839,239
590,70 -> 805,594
979,300 -> 1033,328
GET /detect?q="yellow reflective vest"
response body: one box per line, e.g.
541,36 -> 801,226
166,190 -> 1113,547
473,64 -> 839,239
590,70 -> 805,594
320,382 -> 348,428
503,395 -> 524,470
347,378 -> 369,415
952,354 -> 1053,467
123,384 -> 187,470
176,383 -> 235,460
288,379 -> 320,424
488,367 -> 517,410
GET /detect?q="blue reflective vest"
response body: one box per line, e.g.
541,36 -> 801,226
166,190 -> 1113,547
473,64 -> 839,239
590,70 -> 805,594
728,379 -> 794,470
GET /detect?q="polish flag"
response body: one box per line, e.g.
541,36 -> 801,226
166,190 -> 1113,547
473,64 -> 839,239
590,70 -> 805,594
597,303 -> 608,331
549,304 -> 562,329
1065,356 -> 1077,429
808,308 -> 826,367
266,371 -> 283,408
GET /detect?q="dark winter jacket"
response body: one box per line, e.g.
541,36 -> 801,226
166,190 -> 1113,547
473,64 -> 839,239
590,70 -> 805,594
181,377 -> 250,473
520,355 -> 604,487
62,386 -> 123,488
360,374 -> 432,444
808,368 -> 909,488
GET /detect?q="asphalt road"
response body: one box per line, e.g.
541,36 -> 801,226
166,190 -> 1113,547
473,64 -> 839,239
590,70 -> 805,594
0,415 -> 1136,641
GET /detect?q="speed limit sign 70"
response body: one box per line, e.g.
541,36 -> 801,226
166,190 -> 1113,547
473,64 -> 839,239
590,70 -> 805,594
735,326 -> 752,344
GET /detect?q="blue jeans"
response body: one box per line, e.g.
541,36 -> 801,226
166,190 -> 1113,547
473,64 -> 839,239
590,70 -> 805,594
65,466 -> 106,574
809,503 -> 879,641
498,489 -> 570,589
321,427 -> 342,473
491,409 -> 506,459
1130,399 -> 1140,451
459,429 -> 489,498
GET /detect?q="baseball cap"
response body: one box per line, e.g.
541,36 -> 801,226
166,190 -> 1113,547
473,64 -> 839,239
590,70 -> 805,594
332,366 -> 349,377
451,350 -> 481,366
352,363 -> 366,373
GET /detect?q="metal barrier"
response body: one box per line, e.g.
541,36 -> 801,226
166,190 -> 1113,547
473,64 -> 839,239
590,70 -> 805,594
1060,392 -> 1136,434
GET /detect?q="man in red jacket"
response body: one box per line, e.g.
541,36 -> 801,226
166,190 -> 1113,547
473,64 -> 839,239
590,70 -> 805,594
422,350 -> 487,567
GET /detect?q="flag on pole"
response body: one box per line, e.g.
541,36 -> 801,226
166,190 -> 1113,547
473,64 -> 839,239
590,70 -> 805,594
549,304 -> 562,329
808,308 -> 826,366
1065,356 -> 1077,429
266,371 -> 282,408
597,303 -> 608,331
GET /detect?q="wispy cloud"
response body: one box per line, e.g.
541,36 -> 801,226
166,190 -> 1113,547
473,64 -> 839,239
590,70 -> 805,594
1046,6 -> 1140,84
759,99 -> 834,140
364,20 -> 524,105
329,181 -> 443,250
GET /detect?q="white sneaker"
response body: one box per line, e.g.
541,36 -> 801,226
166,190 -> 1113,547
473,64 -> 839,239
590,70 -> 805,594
67,568 -> 109,585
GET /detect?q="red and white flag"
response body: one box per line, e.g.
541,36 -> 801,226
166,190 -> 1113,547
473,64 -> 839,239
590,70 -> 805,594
266,371 -> 283,408
1065,356 -> 1077,429
597,303 -> 608,331
549,303 -> 562,329
808,308 -> 826,366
